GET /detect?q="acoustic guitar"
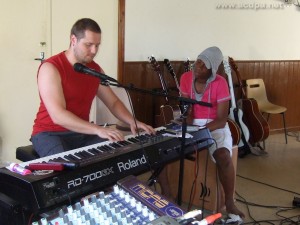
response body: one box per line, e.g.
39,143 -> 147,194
229,57 -> 270,145
223,56 -> 248,147
148,56 -> 181,126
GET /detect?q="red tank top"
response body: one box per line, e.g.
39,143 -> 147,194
32,52 -> 101,136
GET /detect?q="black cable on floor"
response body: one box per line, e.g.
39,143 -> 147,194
236,174 -> 300,196
234,178 -> 300,225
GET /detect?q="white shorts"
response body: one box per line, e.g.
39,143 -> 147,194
193,119 -> 233,163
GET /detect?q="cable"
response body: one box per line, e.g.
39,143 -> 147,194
187,146 -> 199,211
237,174 -> 300,196
276,207 -> 300,225
235,188 -> 300,225
199,147 -> 210,219
235,191 -> 260,225
27,213 -> 34,225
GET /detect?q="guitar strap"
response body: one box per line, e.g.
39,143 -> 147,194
233,108 -> 251,157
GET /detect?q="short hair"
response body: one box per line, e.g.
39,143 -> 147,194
71,18 -> 101,40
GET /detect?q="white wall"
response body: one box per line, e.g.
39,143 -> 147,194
0,0 -> 48,163
0,0 -> 118,163
125,0 -> 300,61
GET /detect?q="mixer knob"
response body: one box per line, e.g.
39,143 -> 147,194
71,213 -> 77,222
104,196 -> 110,204
90,218 -> 96,225
63,215 -> 69,224
119,189 -> 125,198
98,214 -> 105,224
113,185 -> 120,194
80,215 -> 86,223
109,201 -> 116,209
148,211 -> 156,221
40,218 -> 48,225
130,197 -> 136,207
136,201 -> 142,212
67,205 -> 73,214
124,193 -> 130,203
142,206 -> 149,217
75,202 -> 81,210
76,217 -> 83,225
83,198 -> 89,206
114,205 -> 121,214
96,199 -> 101,208
99,191 -> 105,199
84,213 -> 91,221
126,215 -> 133,223
58,208 -> 64,218
91,194 -> 97,203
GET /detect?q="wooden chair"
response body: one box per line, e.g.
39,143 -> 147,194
246,78 -> 287,144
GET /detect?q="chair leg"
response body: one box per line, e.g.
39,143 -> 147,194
281,112 -> 288,144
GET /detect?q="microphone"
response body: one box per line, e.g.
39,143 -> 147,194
73,63 -> 118,83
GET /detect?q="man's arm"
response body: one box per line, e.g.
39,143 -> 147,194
38,62 -> 124,141
96,85 -> 155,135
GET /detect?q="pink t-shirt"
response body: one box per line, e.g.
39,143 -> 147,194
180,71 -> 230,120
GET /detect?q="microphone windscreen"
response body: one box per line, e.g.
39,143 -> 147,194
73,63 -> 84,72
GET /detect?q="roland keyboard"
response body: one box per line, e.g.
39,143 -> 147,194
0,127 -> 213,213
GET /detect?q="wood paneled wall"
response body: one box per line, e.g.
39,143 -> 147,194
121,60 -> 300,134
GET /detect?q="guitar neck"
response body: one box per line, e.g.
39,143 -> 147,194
229,57 -> 247,99
164,59 -> 181,97
183,58 -> 192,72
223,56 -> 237,109
149,56 -> 169,102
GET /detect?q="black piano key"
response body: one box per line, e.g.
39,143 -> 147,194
128,137 -> 147,143
73,152 -> 83,159
64,154 -> 81,162
74,151 -> 92,159
116,140 -> 131,146
98,145 -> 113,152
80,150 -> 94,157
88,148 -> 102,155
109,142 -> 122,148
127,138 -> 139,143
48,157 -> 68,163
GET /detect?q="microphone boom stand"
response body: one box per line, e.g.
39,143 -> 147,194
176,101 -> 189,205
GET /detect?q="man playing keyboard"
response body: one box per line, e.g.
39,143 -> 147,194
31,18 -> 155,157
